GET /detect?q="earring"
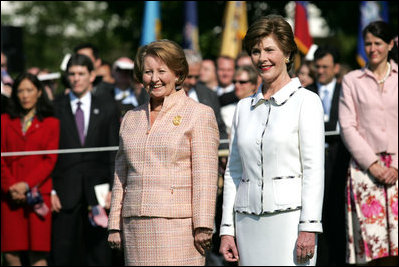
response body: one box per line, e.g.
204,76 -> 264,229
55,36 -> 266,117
285,57 -> 290,64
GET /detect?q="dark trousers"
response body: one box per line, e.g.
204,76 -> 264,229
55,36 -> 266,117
316,140 -> 350,266
49,202 -> 112,266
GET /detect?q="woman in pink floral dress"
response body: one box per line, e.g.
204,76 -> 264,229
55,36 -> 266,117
339,21 -> 398,265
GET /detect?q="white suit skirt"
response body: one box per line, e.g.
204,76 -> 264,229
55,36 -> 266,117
235,210 -> 317,266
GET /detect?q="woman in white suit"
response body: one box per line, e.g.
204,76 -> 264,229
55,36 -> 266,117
219,15 -> 325,266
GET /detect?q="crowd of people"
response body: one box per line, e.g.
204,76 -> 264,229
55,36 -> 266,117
1,15 -> 398,266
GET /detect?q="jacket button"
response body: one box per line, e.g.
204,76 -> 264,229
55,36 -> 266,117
256,139 -> 261,144
257,161 -> 261,166
258,180 -> 262,186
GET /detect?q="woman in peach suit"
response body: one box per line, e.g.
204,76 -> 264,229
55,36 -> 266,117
107,40 -> 219,266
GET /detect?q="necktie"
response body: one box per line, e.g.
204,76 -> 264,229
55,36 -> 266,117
75,101 -> 85,145
321,87 -> 330,116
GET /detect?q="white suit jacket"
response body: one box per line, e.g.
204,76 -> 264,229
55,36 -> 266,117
220,78 -> 325,236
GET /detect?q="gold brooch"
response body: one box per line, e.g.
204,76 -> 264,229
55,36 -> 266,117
173,115 -> 182,126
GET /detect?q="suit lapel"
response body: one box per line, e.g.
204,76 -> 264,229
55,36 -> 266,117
60,95 -> 82,146
85,95 -> 100,146
194,86 -> 204,103
325,83 -> 341,131
194,85 -> 211,106
24,117 -> 41,136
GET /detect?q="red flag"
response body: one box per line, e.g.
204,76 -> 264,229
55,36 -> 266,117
294,1 -> 313,55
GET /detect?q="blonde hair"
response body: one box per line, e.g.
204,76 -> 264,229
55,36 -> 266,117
134,39 -> 188,86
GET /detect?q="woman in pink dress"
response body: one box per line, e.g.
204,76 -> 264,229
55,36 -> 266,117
339,21 -> 398,265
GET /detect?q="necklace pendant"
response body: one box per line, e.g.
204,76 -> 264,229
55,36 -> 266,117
377,62 -> 391,84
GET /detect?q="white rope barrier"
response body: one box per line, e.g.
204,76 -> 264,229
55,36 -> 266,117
1,132 -> 339,158
1,146 -> 120,157
325,130 -> 339,136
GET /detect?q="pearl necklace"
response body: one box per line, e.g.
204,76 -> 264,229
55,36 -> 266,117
377,62 -> 391,84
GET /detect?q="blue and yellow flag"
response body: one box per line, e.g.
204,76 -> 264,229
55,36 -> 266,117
183,1 -> 200,52
220,1 -> 248,59
140,1 -> 161,46
357,1 -> 388,67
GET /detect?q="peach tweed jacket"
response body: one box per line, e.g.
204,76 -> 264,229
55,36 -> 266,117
108,89 -> 219,231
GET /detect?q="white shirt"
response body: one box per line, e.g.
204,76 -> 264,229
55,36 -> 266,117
220,103 -> 236,136
220,78 -> 325,236
187,87 -> 199,102
70,91 -> 91,136
317,78 -> 336,122
216,83 -> 234,96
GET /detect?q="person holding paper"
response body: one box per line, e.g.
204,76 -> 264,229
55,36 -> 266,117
49,54 -> 120,266
1,72 -> 59,266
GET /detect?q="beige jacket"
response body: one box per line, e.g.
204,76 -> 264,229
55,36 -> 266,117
108,89 -> 219,231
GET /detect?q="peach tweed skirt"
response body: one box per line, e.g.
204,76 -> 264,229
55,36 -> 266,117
122,217 -> 204,266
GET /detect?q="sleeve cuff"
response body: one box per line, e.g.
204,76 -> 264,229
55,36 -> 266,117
298,221 -> 323,233
219,225 -> 235,237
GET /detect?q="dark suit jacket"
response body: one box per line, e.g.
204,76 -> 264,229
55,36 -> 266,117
306,82 -> 350,265
1,94 -> 10,114
52,93 -> 120,210
219,90 -> 239,107
194,82 -> 228,149
306,82 -> 340,133
92,78 -> 115,97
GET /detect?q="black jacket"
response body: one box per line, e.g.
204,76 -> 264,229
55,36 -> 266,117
52,93 -> 120,210
194,82 -> 228,149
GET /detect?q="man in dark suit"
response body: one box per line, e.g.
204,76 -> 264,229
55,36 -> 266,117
50,54 -> 120,266
306,45 -> 350,266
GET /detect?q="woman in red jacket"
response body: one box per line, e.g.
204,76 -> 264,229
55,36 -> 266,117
1,73 -> 60,266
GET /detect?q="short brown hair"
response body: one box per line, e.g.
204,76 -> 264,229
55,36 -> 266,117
243,15 -> 297,72
134,39 -> 189,86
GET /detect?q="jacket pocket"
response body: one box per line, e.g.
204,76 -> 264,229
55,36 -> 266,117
170,185 -> 191,195
272,176 -> 302,205
234,178 -> 250,208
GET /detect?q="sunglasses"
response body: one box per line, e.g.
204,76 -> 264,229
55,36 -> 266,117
187,75 -> 200,79
233,80 -> 250,84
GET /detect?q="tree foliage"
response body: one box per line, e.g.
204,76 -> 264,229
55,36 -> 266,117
1,1 -> 398,73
